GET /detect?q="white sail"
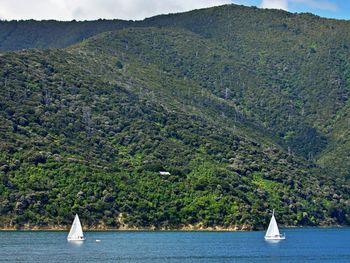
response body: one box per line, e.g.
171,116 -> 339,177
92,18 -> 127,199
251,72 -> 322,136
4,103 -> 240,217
264,210 -> 285,240
67,214 -> 85,241
265,214 -> 280,237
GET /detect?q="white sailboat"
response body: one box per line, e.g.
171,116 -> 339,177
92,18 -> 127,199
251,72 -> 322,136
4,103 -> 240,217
67,214 -> 85,241
264,210 -> 285,240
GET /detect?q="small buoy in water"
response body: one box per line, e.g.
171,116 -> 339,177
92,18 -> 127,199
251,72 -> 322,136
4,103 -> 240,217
96,239 -> 101,242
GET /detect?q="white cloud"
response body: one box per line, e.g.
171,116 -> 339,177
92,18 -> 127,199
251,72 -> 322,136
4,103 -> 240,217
0,0 -> 232,21
261,0 -> 288,10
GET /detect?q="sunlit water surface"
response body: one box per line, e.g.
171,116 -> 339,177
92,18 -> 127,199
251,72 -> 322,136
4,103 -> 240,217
0,228 -> 349,262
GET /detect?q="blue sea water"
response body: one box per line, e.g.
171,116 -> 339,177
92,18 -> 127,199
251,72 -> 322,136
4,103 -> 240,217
0,228 -> 349,263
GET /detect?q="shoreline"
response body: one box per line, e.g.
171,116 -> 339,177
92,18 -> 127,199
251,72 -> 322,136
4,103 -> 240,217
0,224 -> 345,231
0,226 -> 250,231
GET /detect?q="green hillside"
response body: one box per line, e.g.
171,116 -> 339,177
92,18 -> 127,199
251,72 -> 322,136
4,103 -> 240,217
1,5 -> 349,174
142,5 -> 350,168
0,4 -> 349,229
0,19 -> 131,51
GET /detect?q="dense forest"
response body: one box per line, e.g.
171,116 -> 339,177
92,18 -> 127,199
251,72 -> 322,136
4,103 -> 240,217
0,19 -> 132,51
0,4 -> 349,229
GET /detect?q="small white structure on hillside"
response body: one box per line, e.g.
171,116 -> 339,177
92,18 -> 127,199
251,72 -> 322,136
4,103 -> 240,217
159,171 -> 171,175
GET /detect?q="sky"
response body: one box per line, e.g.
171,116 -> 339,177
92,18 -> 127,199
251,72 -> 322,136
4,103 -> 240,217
0,0 -> 349,21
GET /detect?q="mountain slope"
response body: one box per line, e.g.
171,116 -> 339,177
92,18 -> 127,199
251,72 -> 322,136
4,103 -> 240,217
2,4 -> 348,174
318,104 -> 350,177
143,5 -> 350,162
0,5 -> 350,165
1,28 -> 349,228
0,19 -> 131,51
0,5 -> 350,228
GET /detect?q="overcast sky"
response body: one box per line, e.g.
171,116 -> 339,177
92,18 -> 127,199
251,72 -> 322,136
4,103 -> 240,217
0,0 -> 348,21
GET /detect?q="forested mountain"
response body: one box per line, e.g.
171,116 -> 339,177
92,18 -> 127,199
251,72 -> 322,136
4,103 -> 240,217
0,19 -> 132,51
0,4 -> 349,229
142,5 -> 350,176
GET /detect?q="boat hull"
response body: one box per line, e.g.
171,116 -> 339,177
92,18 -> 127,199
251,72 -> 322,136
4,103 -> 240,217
67,237 -> 86,241
264,235 -> 285,241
